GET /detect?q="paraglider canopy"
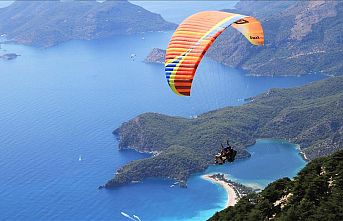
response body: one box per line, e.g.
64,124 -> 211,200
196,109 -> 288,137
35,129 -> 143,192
165,11 -> 264,96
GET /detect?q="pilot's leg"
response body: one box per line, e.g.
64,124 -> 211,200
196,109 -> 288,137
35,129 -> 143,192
218,157 -> 224,165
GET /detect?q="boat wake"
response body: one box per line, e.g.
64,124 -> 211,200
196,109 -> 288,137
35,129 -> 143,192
121,212 -> 141,221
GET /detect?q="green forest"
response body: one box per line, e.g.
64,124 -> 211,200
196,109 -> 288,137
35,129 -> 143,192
209,150 -> 343,221
107,76 -> 343,187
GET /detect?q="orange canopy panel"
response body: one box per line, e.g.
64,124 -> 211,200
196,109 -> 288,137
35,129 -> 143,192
165,11 -> 264,96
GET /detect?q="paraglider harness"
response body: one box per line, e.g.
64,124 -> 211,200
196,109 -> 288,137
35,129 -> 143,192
215,140 -> 237,165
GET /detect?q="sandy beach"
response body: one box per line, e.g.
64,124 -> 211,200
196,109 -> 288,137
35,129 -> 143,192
201,174 -> 238,207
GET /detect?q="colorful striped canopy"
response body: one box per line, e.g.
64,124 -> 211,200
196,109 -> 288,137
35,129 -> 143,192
165,11 -> 264,96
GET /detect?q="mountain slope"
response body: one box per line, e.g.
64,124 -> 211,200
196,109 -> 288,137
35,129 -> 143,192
209,149 -> 343,221
0,1 -> 176,47
206,0 -> 343,76
105,76 -> 343,187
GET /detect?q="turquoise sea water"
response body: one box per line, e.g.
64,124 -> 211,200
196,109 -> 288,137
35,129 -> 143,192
0,2 -> 325,221
205,139 -> 306,188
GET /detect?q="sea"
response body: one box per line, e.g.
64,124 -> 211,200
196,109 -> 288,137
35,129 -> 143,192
0,1 -> 326,221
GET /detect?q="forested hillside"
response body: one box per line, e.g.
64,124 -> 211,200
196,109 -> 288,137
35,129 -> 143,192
105,76 -> 343,188
209,149 -> 343,221
207,0 -> 343,76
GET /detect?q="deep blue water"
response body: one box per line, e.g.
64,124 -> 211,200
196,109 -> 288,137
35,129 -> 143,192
0,2 -> 326,221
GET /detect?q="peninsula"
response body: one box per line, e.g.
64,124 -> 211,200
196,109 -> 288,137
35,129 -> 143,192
105,76 -> 343,188
0,1 -> 176,48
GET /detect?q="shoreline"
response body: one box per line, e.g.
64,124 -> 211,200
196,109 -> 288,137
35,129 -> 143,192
201,174 -> 237,208
120,146 -> 161,156
254,138 -> 309,162
295,144 -> 309,161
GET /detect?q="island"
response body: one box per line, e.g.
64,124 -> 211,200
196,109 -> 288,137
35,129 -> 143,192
202,173 -> 256,207
209,150 -> 343,220
0,53 -> 19,60
104,76 -> 343,188
0,1 -> 176,48
144,48 -> 166,64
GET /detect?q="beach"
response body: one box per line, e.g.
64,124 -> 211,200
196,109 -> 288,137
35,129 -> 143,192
201,174 -> 238,207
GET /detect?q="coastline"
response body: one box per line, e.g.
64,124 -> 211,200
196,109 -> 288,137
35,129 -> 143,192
201,174 -> 237,208
120,146 -> 160,156
295,144 -> 309,161
255,138 -> 309,161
